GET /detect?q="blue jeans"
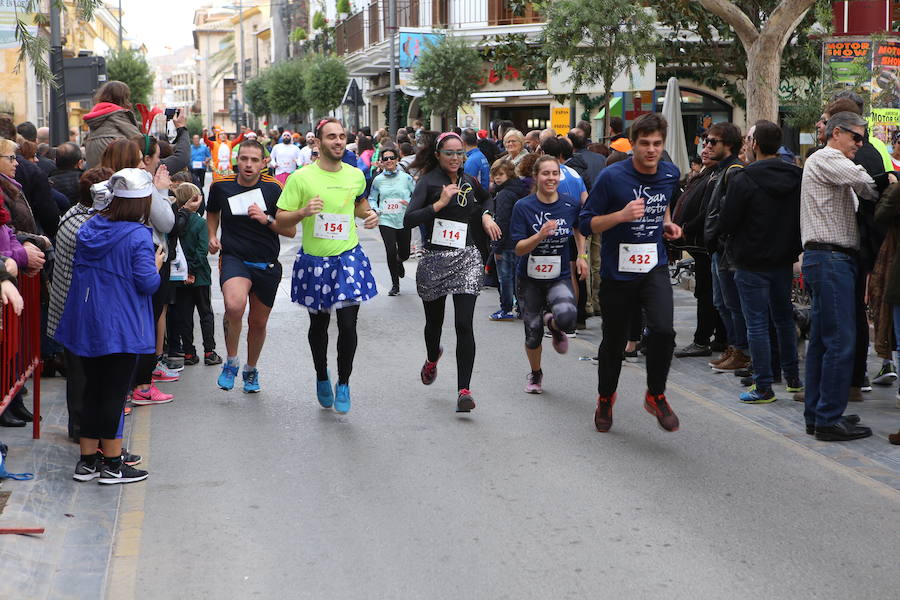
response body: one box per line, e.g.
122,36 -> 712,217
711,252 -> 747,350
803,250 -> 856,427
495,249 -> 517,313
734,266 -> 799,391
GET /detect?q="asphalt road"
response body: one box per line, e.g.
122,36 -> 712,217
118,228 -> 900,599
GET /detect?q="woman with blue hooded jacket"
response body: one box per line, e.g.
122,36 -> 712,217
56,168 -> 164,485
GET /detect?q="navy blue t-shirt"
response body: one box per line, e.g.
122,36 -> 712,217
510,193 -> 581,280
579,159 -> 680,281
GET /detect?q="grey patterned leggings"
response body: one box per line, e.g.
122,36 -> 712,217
518,277 -> 577,349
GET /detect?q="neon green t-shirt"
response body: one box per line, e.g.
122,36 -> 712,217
277,161 -> 367,257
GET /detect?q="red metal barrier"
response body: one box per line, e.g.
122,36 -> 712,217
1,274 -> 42,439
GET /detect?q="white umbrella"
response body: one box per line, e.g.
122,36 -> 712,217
661,77 -> 690,176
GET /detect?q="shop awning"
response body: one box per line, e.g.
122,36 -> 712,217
594,96 -> 622,120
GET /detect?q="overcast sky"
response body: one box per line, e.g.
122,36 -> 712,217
121,0 -> 222,57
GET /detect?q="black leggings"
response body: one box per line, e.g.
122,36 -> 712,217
308,305 -> 360,385
80,353 -> 138,439
423,294 -> 477,390
379,225 -> 411,286
597,265 -> 675,396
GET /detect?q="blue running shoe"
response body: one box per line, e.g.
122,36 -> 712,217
242,368 -> 261,393
218,363 -> 238,390
334,383 -> 351,414
317,371 -> 334,408
739,387 -> 775,404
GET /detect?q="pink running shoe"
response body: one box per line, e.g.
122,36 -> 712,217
152,365 -> 180,382
524,371 -> 543,394
131,385 -> 174,406
544,313 -> 569,354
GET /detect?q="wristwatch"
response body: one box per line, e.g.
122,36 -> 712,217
266,215 -> 276,226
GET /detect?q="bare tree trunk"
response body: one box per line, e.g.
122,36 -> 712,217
745,40 -> 783,125
698,0 -> 815,128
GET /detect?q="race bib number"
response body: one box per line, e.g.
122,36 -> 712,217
618,243 -> 658,274
432,219 -> 467,249
527,255 -> 561,279
314,213 -> 351,240
381,198 -> 404,215
192,161 -> 203,169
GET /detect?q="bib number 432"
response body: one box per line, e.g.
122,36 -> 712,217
618,243 -> 658,274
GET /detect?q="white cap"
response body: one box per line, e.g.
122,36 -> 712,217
91,168 -> 154,211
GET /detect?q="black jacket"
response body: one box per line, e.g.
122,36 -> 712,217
491,177 -> 529,251
15,155 -> 58,239
49,168 -> 83,209
672,167 -> 716,251
718,158 -> 802,270
702,154 -> 742,255
566,149 -> 606,192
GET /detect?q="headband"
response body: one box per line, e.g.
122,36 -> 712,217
436,132 -> 462,146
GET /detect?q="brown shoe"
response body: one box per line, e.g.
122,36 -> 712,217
708,346 -> 734,368
594,394 -> 616,432
889,429 -> 900,445
644,391 -> 679,432
712,348 -> 751,372
848,387 -> 863,402
793,390 -> 804,402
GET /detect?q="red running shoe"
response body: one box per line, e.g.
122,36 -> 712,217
420,347 -> 443,385
594,393 -> 616,432
644,391 -> 679,432
456,389 -> 475,412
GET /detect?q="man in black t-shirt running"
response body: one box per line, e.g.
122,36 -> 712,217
207,140 -> 296,393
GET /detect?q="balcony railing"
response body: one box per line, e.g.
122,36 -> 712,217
334,0 -> 543,56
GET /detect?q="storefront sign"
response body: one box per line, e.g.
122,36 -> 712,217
0,1 -> 36,49
551,107 -> 570,135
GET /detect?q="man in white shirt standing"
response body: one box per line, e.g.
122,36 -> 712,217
800,111 -> 885,442
269,131 -> 302,185
297,131 -> 318,166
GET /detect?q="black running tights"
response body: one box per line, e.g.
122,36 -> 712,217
308,305 -> 360,385
80,353 -> 138,439
379,225 -> 411,286
423,294 -> 477,390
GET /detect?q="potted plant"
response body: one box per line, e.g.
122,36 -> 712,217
337,0 -> 351,20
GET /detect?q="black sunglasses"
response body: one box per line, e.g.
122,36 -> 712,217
839,128 -> 865,144
703,137 -> 723,146
381,155 -> 398,161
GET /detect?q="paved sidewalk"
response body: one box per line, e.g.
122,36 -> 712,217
0,377 -> 122,599
574,287 -> 900,491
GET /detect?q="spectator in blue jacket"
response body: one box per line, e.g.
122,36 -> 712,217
462,128 -> 490,190
56,168 -> 163,485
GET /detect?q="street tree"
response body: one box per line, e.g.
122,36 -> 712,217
542,0 -> 656,137
696,0 -> 817,124
244,70 -> 273,123
414,36 -> 483,128
266,59 -> 309,122
15,0 -> 102,85
106,48 -> 154,107
303,55 -> 349,117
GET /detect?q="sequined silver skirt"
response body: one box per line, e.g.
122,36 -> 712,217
416,245 -> 484,301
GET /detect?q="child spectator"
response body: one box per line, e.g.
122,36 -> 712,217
167,183 -> 220,366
